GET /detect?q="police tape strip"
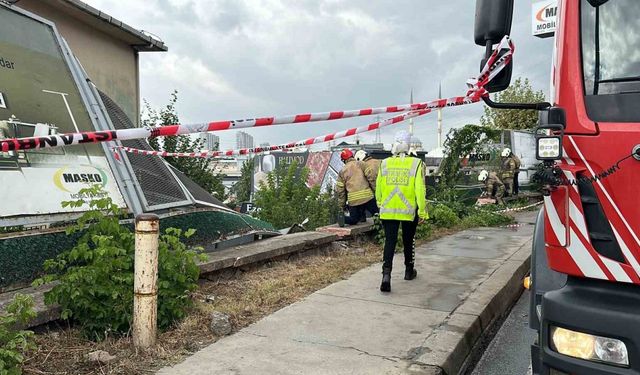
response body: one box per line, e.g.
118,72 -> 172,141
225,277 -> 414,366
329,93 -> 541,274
112,37 -> 515,159
114,109 -> 432,158
0,36 -> 513,153
495,201 -> 543,214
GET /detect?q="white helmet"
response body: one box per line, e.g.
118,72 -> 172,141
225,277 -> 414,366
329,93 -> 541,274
408,147 -> 418,157
478,170 -> 489,182
392,130 -> 411,155
354,150 -> 368,161
501,148 -> 512,157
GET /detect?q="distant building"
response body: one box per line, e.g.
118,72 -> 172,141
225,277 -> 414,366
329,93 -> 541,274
260,142 -> 270,149
236,131 -> 254,149
200,133 -> 219,150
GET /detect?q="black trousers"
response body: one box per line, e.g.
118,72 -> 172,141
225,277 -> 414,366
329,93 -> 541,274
382,215 -> 419,270
345,199 -> 379,225
514,172 -> 520,195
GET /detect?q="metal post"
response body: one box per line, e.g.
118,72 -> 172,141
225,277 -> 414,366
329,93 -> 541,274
133,213 -> 160,349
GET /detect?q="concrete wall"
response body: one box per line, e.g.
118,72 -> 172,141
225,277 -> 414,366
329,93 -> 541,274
16,0 -> 140,125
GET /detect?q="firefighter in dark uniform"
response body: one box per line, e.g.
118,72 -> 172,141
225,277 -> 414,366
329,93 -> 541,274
478,169 -> 505,205
501,147 -> 520,196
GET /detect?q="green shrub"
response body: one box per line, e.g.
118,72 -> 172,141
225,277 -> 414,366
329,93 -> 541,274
0,294 -> 36,374
430,204 -> 460,228
254,161 -> 339,230
34,186 -> 204,341
460,208 -> 513,228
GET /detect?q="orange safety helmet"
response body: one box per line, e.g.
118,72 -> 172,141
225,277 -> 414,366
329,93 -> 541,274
340,149 -> 354,161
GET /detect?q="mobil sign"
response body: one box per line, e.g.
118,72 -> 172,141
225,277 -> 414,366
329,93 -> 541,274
532,0 -> 558,38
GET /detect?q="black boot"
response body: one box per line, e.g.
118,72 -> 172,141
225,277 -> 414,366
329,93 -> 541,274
404,264 -> 417,280
380,267 -> 391,292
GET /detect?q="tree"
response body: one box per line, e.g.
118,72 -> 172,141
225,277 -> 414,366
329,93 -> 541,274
438,124 -> 500,188
480,77 -> 546,130
253,161 -> 339,230
230,157 -> 254,203
143,91 -> 226,199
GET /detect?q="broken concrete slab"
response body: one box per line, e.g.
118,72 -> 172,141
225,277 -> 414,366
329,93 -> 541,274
198,231 -> 336,275
316,220 -> 375,239
0,283 -> 59,328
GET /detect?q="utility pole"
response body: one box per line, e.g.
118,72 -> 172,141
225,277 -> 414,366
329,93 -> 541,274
374,115 -> 382,144
437,83 -> 443,148
409,88 -> 415,136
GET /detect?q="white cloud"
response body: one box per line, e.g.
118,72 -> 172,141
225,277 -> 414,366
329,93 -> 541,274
82,0 -> 554,150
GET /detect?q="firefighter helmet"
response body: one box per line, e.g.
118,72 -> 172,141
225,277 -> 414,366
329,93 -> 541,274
501,148 -> 512,157
340,149 -> 354,161
354,150 -> 368,161
478,170 -> 489,182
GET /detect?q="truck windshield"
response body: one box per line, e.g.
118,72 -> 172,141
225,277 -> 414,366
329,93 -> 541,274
582,0 -> 640,95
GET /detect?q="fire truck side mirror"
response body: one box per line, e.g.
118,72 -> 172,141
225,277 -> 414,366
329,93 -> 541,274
474,0 -> 514,47
474,0 -> 514,92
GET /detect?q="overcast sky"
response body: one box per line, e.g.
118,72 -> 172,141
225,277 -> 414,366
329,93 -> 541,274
84,0 -> 554,151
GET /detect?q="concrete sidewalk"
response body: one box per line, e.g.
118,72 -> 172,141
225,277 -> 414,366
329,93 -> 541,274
158,211 -> 537,375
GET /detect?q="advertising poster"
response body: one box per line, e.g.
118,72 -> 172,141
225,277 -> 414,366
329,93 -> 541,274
252,151 -> 344,196
0,7 -> 125,218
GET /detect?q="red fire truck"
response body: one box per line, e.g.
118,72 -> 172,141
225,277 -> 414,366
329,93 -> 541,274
475,0 -> 640,373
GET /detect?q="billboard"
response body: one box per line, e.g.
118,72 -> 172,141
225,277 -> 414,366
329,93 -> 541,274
0,6 -> 125,218
252,151 -> 343,196
532,0 -> 558,38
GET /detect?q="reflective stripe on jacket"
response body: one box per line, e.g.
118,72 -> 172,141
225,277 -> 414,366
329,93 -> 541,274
375,156 -> 428,221
361,158 -> 381,191
336,159 -> 374,208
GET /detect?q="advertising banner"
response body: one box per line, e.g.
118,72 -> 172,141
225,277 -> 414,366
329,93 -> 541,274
532,0 -> 558,38
0,6 -> 125,219
252,151 -> 343,196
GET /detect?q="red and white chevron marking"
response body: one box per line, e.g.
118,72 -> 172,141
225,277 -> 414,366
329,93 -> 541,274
544,139 -> 640,284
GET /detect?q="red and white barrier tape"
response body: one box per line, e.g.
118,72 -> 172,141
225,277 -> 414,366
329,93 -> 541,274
114,37 -> 515,158
115,109 -> 432,158
495,201 -> 543,214
0,37 -> 513,153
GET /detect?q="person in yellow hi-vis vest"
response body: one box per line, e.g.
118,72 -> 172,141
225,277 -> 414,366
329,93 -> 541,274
376,131 -> 429,292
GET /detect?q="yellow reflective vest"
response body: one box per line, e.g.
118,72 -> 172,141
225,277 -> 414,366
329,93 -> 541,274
375,156 -> 428,221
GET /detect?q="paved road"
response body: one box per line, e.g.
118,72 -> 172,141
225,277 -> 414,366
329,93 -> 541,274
471,291 -> 536,375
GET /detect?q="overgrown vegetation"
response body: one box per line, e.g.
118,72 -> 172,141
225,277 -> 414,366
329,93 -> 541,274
144,91 -> 226,199
0,294 -> 36,375
34,186 -> 204,341
480,77 -> 546,130
438,124 -> 501,188
253,161 -> 340,230
229,157 -> 254,205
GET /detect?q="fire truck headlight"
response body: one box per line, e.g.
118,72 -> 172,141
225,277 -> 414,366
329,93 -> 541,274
536,137 -> 562,160
551,326 -> 629,367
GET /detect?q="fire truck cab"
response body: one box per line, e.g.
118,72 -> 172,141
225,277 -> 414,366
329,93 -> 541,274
475,0 -> 640,374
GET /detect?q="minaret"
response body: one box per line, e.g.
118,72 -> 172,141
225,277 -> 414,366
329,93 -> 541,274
409,88 -> 415,136
437,83 -> 443,148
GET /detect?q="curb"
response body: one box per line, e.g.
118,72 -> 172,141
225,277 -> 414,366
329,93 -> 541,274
414,241 -> 532,374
